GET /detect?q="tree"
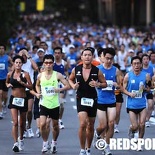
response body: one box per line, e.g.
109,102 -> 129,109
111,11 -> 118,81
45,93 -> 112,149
0,0 -> 19,45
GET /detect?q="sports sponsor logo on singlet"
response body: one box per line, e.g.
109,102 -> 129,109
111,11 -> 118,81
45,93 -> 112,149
0,63 -> 5,70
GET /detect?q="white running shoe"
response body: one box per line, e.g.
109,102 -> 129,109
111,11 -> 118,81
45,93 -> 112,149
128,128 -> 135,139
0,112 -> 4,119
12,142 -> 19,152
102,145 -> 112,155
35,128 -> 41,138
23,130 -> 28,138
27,128 -> 34,138
18,137 -> 24,151
50,141 -> 57,154
86,148 -> 91,155
2,104 -> 7,114
114,125 -> 119,133
145,121 -> 150,127
42,141 -> 50,153
79,150 -> 86,155
59,119 -> 65,129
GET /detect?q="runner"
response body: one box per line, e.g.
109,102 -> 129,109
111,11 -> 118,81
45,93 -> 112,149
123,56 -> 150,151
113,63 -> 124,133
18,48 -> 38,138
36,54 -> 70,153
95,47 -> 120,155
53,47 -> 68,129
6,55 -> 32,152
141,54 -> 154,127
0,44 -> 13,118
69,47 -> 107,155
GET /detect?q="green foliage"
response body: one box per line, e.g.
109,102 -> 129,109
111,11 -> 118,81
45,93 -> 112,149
0,0 -> 19,44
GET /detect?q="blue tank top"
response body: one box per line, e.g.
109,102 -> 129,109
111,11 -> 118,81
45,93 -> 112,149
149,61 -> 155,68
142,65 -> 154,78
53,62 -> 65,76
97,65 -> 117,104
0,54 -> 9,80
126,71 -> 147,109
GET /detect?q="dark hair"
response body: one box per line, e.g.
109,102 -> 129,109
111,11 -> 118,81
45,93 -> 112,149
18,47 -> 28,52
53,47 -> 62,53
147,48 -> 154,53
13,55 -> 24,63
97,47 -> 105,57
113,63 -> 120,70
43,54 -> 54,62
32,45 -> 39,50
131,56 -> 142,64
0,44 -> 6,50
81,47 -> 95,55
103,48 -> 115,57
136,51 -> 143,56
150,51 -> 155,57
141,54 -> 149,60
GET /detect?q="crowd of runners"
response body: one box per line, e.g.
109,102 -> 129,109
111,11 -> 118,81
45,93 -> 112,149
0,18 -> 155,155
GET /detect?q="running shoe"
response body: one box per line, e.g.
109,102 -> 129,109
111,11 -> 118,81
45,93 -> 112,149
86,148 -> 91,155
42,141 -> 49,153
27,128 -> 34,138
18,137 -> 24,151
128,128 -> 135,139
79,149 -> 86,155
2,104 -> 7,114
145,121 -> 150,127
0,112 -> 4,119
36,128 -> 41,138
114,125 -> 119,133
59,119 -> 65,129
102,145 -> 112,155
23,130 -> 28,138
50,141 -> 57,154
12,142 -> 19,152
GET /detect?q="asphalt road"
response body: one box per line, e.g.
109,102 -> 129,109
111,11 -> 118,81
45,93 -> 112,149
0,90 -> 155,155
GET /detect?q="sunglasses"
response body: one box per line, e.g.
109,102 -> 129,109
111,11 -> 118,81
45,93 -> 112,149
44,61 -> 53,65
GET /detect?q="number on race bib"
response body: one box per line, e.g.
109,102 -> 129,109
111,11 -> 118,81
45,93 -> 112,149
12,98 -> 24,107
132,90 -> 142,98
81,98 -> 94,107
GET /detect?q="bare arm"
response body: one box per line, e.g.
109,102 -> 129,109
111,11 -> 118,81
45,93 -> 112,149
57,72 -> 70,92
122,73 -> 133,97
97,70 -> 107,88
36,73 -> 41,94
6,72 -> 13,88
68,68 -> 79,90
114,69 -> 123,90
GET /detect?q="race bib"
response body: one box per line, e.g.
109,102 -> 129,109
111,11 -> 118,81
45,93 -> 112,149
132,90 -> 142,98
0,63 -> 5,70
102,80 -> 113,91
43,86 -> 55,96
12,98 -> 24,107
81,98 -> 94,107
70,59 -> 76,65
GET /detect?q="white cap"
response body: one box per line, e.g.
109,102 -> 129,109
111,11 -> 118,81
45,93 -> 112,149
128,49 -> 134,53
37,48 -> 45,53
69,45 -> 75,49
